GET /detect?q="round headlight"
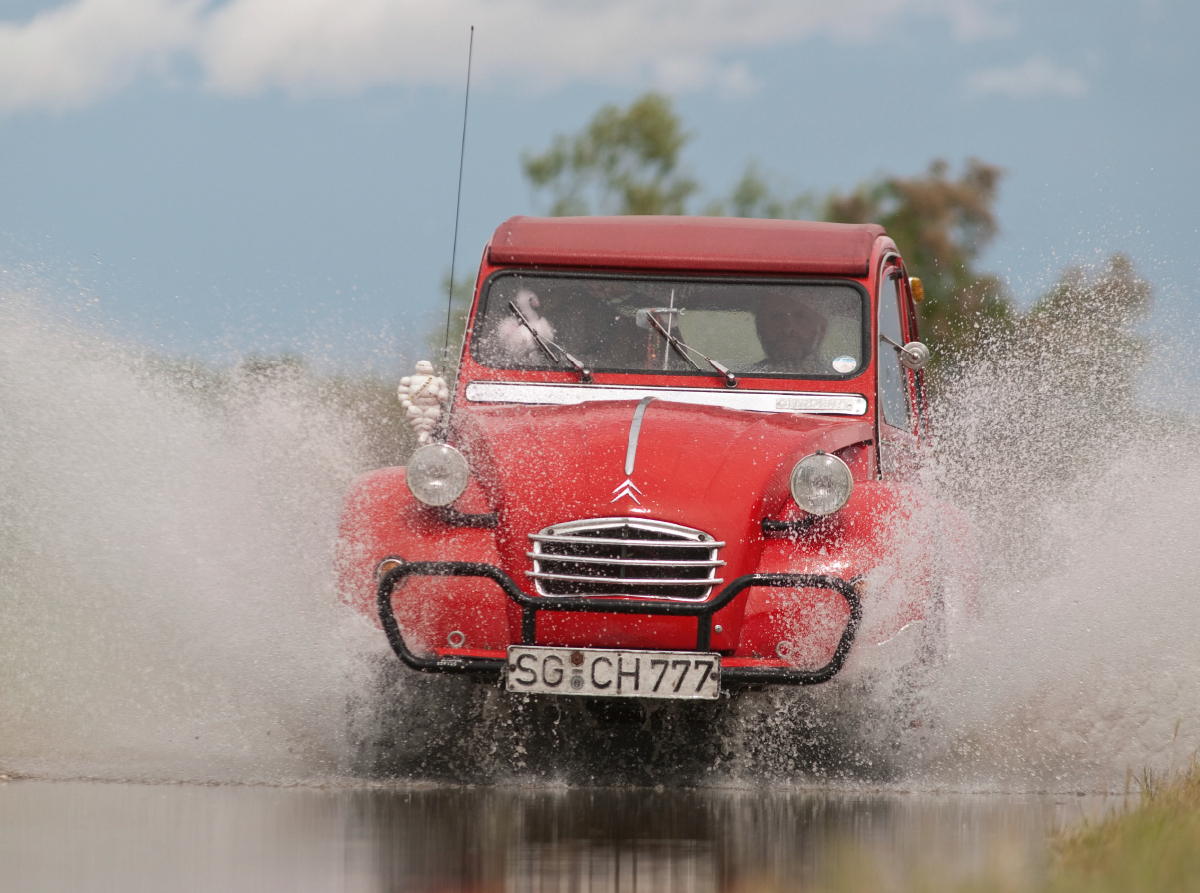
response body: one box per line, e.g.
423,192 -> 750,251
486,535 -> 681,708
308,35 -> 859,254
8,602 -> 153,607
789,451 -> 854,516
406,443 -> 470,507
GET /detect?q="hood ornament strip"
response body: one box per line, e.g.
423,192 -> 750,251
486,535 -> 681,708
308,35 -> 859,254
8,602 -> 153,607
625,396 -> 656,475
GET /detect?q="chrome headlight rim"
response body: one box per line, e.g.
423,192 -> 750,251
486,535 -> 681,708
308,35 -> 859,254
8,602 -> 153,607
405,442 -> 470,507
788,450 -> 854,516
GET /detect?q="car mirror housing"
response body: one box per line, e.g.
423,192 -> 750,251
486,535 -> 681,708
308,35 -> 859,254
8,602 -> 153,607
898,341 -> 930,371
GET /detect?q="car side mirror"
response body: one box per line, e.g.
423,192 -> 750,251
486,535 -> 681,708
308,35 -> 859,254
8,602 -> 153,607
898,341 -> 930,371
880,335 -> 931,371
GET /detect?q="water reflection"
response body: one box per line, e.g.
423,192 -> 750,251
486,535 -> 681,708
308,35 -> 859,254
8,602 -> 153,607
509,840 -> 715,893
0,780 -> 1109,892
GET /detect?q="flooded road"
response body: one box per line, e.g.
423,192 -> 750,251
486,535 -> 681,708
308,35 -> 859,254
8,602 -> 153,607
0,780 -> 1108,892
0,297 -> 1193,890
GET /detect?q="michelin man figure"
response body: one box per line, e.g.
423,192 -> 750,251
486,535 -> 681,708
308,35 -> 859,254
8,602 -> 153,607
398,360 -> 449,444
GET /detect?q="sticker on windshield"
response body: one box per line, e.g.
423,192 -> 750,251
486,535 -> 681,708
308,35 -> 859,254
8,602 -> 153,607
832,356 -> 857,374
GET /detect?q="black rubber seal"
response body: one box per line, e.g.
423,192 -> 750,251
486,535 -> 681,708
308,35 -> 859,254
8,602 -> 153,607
761,516 -> 820,536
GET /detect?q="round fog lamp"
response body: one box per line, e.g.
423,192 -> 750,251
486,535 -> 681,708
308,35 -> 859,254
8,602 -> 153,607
789,452 -> 854,516
406,443 -> 469,506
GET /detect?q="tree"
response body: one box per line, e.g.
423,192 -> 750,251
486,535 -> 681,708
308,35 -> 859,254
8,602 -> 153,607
702,156 -> 1012,366
519,94 -> 1152,392
1017,253 -> 1151,407
704,162 -> 815,220
932,254 -> 1154,555
824,159 -> 1013,364
522,93 -> 698,216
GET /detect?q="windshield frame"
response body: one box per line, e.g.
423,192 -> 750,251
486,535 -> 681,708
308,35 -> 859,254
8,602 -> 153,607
468,269 -> 873,383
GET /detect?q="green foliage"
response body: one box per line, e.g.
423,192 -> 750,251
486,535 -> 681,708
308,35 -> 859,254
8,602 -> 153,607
523,100 -> 1015,367
704,161 -> 816,219
930,254 -> 1155,575
519,94 -> 1153,400
1019,253 -> 1151,400
671,754 -> 1200,893
701,157 -> 1015,368
1047,755 -> 1200,893
995,253 -> 1151,414
522,92 -> 698,216
824,158 -> 1013,365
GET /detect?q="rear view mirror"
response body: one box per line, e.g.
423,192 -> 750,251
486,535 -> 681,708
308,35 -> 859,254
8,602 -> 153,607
898,341 -> 930,371
880,334 -> 930,371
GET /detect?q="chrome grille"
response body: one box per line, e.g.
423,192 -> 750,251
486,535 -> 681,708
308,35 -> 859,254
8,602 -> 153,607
527,518 -> 725,600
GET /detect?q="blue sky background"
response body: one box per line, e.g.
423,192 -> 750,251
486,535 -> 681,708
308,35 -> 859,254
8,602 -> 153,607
1,0 -> 1196,375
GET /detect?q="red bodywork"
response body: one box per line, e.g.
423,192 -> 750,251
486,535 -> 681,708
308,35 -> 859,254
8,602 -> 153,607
338,216 -> 956,684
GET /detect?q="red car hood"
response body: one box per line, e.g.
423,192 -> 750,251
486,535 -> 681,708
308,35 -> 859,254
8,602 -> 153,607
453,400 -> 873,582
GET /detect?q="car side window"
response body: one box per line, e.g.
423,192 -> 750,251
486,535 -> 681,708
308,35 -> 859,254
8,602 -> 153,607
877,269 -> 909,429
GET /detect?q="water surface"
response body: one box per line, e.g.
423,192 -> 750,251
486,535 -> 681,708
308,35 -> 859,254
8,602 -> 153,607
0,780 -> 1113,892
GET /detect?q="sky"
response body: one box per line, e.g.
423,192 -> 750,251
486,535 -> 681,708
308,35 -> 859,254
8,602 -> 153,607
0,0 -> 1196,373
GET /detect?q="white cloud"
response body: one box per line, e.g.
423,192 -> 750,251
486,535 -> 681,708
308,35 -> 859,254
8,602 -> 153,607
0,0 -> 198,113
0,0 -> 1012,113
964,55 -> 1089,100
196,0 -> 1015,97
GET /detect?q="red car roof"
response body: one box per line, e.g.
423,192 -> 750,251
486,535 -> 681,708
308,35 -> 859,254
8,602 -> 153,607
488,215 -> 886,277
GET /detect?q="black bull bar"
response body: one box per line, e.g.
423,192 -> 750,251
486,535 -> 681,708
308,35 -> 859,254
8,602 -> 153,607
377,561 -> 862,687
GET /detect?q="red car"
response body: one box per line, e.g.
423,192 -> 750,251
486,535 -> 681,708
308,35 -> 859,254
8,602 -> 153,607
338,215 -> 960,703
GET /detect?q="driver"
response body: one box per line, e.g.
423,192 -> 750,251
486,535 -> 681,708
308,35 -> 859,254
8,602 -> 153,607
752,293 -> 827,373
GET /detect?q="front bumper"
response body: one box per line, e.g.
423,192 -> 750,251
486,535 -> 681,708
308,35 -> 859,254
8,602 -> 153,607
377,561 -> 862,687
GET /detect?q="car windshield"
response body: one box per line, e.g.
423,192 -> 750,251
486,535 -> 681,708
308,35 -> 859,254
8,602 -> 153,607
471,272 -> 868,379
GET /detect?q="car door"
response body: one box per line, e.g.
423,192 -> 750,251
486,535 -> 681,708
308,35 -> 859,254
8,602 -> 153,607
877,258 -> 923,478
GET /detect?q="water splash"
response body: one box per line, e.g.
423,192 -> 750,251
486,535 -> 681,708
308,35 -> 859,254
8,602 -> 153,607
912,293 -> 1200,792
0,292 -> 386,783
2,268 -> 1198,791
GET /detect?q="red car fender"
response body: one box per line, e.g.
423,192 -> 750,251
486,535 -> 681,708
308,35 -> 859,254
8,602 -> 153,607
336,467 -> 514,656
734,480 -> 933,668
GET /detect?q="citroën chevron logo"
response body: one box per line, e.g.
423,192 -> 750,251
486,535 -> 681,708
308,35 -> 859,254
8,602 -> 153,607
610,478 -> 643,504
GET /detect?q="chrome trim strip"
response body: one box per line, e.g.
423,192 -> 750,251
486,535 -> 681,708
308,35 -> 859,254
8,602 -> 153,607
526,552 -> 725,568
625,395 -> 656,475
526,571 -> 726,586
529,535 -> 726,549
466,381 -> 868,416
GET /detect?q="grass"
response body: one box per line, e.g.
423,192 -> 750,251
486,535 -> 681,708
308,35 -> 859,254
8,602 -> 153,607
1046,755 -> 1200,893
728,755 -> 1200,893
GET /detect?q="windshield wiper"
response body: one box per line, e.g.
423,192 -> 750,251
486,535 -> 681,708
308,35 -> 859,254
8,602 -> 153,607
642,311 -> 738,388
508,300 -> 593,383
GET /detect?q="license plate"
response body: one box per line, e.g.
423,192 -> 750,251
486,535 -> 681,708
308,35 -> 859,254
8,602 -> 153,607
505,646 -> 721,699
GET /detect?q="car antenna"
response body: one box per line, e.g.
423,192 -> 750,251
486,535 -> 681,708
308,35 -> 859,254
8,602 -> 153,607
441,25 -> 474,376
